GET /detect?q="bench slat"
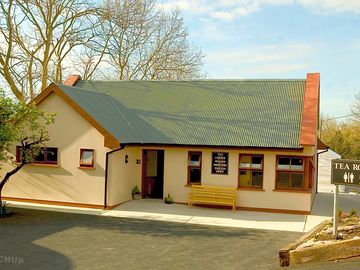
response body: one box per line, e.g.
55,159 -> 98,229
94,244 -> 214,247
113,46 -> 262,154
189,194 -> 235,199
188,184 -> 237,211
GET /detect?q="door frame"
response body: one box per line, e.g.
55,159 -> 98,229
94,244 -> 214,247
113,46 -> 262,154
142,149 -> 164,199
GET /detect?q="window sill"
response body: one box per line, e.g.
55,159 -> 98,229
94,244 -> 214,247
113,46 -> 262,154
31,163 -> 59,168
238,187 -> 265,192
78,166 -> 95,170
184,184 -> 201,187
273,189 -> 312,194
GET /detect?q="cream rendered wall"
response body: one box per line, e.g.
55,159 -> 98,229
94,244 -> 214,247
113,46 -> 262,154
105,145 -> 315,212
1,93 -> 110,206
162,148 -> 189,202
162,146 -> 316,212
107,147 -> 142,206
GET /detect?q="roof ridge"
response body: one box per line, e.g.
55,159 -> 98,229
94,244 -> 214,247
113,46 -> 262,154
56,83 -> 110,97
78,79 -> 306,83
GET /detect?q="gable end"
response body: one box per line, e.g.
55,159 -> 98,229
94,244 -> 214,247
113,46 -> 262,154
33,83 -> 120,149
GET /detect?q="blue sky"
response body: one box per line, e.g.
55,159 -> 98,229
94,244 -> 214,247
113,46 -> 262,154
159,0 -> 360,118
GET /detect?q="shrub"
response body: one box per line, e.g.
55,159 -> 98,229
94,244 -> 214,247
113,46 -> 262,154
132,185 -> 141,199
0,201 -> 10,217
132,185 -> 140,194
349,209 -> 358,218
164,193 -> 173,204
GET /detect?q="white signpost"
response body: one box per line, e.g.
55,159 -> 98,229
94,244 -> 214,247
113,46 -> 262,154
331,159 -> 360,238
333,184 -> 339,238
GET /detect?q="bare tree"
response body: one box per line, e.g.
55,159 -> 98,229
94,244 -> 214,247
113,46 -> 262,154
71,14 -> 111,80
93,0 -> 203,80
0,0 -> 204,99
351,92 -> 360,122
0,0 -> 96,100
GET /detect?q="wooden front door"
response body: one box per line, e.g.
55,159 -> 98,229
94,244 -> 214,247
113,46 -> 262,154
142,150 -> 164,198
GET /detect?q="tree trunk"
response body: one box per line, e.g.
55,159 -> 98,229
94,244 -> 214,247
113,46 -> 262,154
0,163 -> 25,205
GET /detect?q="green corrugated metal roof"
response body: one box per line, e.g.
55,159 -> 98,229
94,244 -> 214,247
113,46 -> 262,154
57,84 -> 140,143
59,79 -> 306,148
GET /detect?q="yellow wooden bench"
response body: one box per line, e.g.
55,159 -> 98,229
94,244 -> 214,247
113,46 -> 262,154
188,185 -> 237,211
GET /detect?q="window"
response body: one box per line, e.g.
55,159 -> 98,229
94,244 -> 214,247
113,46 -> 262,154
16,146 -> 58,165
188,152 -> 202,185
276,157 -> 305,190
238,155 -> 263,188
79,149 -> 94,168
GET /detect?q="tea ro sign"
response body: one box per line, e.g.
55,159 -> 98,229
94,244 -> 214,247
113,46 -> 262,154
331,159 -> 360,238
331,159 -> 360,186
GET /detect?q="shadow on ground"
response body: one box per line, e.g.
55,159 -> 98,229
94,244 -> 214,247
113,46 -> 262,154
0,210 -> 72,270
0,208 -> 298,270
0,207 -> 359,270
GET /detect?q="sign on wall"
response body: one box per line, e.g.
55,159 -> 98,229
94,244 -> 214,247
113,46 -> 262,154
211,152 -> 228,174
331,159 -> 360,187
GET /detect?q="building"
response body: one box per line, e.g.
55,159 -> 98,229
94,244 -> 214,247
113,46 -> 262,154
1,73 -> 321,214
317,149 -> 341,193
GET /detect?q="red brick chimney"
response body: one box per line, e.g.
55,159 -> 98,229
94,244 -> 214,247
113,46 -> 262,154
299,73 -> 320,146
64,75 -> 81,86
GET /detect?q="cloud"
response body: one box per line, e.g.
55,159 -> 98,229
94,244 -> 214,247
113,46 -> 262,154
157,0 -> 211,14
248,63 -> 309,74
204,43 -> 314,78
206,44 -> 313,64
211,11 -> 235,21
298,0 -> 360,14
158,0 -> 360,21
158,0 -> 263,19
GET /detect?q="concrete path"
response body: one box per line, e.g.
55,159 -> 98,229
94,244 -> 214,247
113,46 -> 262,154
102,199 -> 306,232
102,193 -> 359,232
7,192 -> 360,233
